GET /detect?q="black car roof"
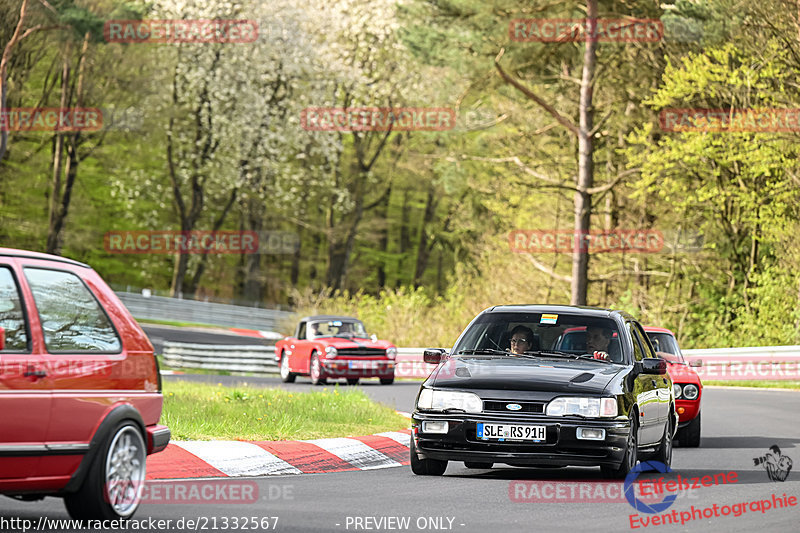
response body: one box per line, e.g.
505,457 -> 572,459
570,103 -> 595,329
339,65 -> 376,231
483,304 -> 635,322
300,315 -> 362,322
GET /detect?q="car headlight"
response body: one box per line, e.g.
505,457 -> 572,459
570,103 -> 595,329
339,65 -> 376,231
386,347 -> 397,360
546,397 -> 618,418
416,389 -> 482,413
325,346 -> 338,358
682,383 -> 699,400
673,383 -> 682,399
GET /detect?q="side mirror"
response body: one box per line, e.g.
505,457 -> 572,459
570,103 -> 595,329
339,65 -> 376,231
0,325 -> 4,350
642,357 -> 667,375
689,359 -> 703,368
423,348 -> 446,364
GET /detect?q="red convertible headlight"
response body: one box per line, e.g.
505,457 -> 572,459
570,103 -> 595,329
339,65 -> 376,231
386,347 -> 397,360
325,346 -> 338,358
682,383 -> 699,400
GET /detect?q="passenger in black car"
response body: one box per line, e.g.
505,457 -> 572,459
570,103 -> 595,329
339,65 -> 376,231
509,325 -> 535,355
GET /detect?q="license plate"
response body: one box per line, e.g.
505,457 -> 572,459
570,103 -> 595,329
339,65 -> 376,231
476,423 -> 546,442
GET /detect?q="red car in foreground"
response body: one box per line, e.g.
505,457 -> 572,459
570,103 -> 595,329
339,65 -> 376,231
0,248 -> 169,519
644,326 -> 702,447
275,315 -> 396,385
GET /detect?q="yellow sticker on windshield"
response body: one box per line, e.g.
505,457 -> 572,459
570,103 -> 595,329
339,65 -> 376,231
540,313 -> 558,324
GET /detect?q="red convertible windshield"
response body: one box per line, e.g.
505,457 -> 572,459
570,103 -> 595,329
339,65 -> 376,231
308,320 -> 369,339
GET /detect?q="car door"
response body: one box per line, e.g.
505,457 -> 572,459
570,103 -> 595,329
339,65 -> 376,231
21,265 -> 125,478
634,322 -> 671,435
289,321 -> 310,373
0,261 -> 51,481
627,321 -> 660,445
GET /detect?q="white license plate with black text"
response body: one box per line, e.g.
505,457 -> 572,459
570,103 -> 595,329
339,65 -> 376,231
476,423 -> 546,442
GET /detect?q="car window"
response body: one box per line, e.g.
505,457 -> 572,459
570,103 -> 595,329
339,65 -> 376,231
646,332 -> 684,360
0,266 -> 29,352
451,312 -> 620,356
627,322 -> 645,362
24,268 -> 121,353
297,322 -> 306,340
634,323 -> 657,358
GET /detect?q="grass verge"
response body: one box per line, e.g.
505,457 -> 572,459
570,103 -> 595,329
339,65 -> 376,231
161,380 -> 409,440
704,380 -> 800,389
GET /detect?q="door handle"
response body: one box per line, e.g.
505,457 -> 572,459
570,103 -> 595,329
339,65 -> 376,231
24,367 -> 47,378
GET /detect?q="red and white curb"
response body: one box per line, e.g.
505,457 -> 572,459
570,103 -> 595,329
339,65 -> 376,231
146,430 -> 411,480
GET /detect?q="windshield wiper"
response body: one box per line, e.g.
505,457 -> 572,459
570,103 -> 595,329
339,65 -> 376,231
456,348 -> 511,356
521,350 -> 579,358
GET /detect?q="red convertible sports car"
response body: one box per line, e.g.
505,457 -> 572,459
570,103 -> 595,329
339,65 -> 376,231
644,326 -> 702,447
274,315 -> 397,385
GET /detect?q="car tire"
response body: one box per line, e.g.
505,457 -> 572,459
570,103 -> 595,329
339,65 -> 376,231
280,352 -> 296,383
410,437 -> 447,476
64,421 -> 147,520
310,353 -> 327,386
654,409 -> 674,468
680,411 -> 701,447
380,377 -> 394,385
601,417 -> 638,479
464,462 -> 493,469
347,378 -> 359,385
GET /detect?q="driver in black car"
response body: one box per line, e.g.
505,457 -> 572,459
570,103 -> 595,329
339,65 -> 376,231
586,325 -> 614,361
509,325 -> 535,355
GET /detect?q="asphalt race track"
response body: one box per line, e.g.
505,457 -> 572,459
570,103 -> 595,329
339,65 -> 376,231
2,384 -> 798,533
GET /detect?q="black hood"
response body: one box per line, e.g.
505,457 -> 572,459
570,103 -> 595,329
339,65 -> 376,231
428,355 -> 624,396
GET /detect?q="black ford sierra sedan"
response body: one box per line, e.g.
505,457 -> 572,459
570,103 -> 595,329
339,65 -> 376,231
410,305 -> 677,478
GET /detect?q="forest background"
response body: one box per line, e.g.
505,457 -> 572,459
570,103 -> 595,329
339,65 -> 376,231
2,0 -> 799,348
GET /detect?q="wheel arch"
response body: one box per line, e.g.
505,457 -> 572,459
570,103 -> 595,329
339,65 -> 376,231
58,404 -> 145,495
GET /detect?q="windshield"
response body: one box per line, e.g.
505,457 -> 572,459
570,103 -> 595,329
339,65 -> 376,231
646,332 -> 685,363
452,312 -> 625,362
308,320 -> 368,339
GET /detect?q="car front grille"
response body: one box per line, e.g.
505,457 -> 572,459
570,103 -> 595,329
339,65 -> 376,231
483,401 -> 545,414
336,348 -> 386,357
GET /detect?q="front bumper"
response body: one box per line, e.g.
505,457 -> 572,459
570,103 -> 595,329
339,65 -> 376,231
676,399 -> 700,425
411,412 -> 631,468
322,359 -> 395,378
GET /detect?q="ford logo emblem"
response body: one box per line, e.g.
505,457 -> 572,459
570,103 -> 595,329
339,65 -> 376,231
506,403 -> 522,411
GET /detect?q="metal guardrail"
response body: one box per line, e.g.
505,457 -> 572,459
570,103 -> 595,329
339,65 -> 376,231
159,343 -> 800,380
163,342 -> 278,373
117,291 -> 293,331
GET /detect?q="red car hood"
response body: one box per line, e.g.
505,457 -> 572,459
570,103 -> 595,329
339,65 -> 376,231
665,360 -> 702,385
316,337 -> 394,350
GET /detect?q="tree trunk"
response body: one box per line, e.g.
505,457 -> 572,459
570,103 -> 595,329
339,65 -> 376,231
376,182 -> 392,288
46,48 -> 70,254
414,187 -> 439,287
570,0 -> 598,306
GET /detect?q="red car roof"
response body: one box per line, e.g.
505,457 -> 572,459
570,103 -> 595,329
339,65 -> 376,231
643,326 -> 675,335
